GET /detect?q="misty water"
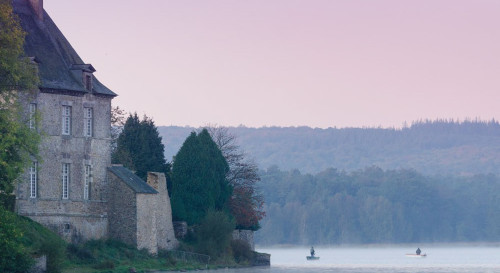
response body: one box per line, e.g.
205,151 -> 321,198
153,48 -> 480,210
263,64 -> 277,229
208,245 -> 500,273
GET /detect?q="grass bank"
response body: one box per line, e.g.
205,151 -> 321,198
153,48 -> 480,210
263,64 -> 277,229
63,238 -> 260,272
63,239 -> 214,273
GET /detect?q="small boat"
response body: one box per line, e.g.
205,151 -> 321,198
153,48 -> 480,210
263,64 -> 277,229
306,255 -> 320,260
405,253 -> 427,258
307,246 -> 319,260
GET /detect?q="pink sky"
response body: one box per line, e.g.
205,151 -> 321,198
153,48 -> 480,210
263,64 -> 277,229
44,0 -> 500,128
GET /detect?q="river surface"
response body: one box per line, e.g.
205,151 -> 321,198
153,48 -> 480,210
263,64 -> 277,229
210,245 -> 500,273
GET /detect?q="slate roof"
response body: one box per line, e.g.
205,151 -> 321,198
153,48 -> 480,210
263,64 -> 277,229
12,0 -> 117,96
108,166 -> 158,194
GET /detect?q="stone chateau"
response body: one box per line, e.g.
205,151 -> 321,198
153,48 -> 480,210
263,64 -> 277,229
12,0 -> 177,254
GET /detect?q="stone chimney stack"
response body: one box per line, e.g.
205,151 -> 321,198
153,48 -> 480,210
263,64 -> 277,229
28,0 -> 43,20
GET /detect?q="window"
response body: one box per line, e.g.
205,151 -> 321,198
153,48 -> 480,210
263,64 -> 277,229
29,161 -> 37,198
29,103 -> 36,130
84,165 -> 91,200
85,74 -> 92,91
62,106 -> 72,135
62,163 -> 70,199
83,107 -> 93,137
63,223 -> 71,233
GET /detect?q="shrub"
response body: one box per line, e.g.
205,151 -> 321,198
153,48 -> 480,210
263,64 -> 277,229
67,243 -> 95,262
40,238 -> 66,273
93,259 -> 115,269
193,209 -> 235,259
0,207 -> 34,273
0,193 -> 15,211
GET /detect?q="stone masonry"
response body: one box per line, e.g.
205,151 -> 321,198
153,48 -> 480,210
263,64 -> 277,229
16,88 -> 112,243
108,167 -> 178,254
13,0 -> 178,253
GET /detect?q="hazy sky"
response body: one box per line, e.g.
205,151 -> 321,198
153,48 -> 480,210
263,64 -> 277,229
44,0 -> 499,128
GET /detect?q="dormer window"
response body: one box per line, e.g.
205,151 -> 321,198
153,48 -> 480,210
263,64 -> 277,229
85,74 -> 92,91
70,64 -> 95,92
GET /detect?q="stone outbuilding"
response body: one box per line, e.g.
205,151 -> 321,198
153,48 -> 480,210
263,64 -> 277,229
108,167 -> 178,254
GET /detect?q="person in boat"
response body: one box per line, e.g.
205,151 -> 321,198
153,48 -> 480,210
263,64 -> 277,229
310,246 -> 315,257
416,248 -> 421,255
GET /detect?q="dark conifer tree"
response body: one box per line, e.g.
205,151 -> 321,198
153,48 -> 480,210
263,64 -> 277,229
112,113 -> 169,181
171,129 -> 232,225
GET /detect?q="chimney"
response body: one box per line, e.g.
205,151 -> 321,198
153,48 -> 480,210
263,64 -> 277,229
28,0 -> 43,20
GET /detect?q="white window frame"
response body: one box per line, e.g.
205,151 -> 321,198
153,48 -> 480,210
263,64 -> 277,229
62,106 -> 72,135
84,164 -> 91,200
30,161 -> 37,198
29,103 -> 37,130
83,107 -> 93,137
62,163 -> 70,199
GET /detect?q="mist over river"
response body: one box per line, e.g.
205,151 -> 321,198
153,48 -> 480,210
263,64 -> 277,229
198,245 -> 500,273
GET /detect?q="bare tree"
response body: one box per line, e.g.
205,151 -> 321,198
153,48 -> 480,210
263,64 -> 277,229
206,125 -> 265,230
110,105 -> 126,152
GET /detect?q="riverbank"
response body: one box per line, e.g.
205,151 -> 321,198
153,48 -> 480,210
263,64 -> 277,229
62,239 -> 269,273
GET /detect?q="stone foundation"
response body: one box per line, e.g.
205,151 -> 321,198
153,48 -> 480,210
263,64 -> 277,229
232,229 -> 255,250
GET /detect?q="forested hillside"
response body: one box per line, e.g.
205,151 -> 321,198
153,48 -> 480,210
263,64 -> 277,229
159,120 -> 500,176
255,166 -> 500,245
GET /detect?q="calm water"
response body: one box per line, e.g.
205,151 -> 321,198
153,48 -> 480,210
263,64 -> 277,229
212,245 -> 500,273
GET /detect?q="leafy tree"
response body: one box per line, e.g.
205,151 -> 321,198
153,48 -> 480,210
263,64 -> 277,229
0,0 -> 38,93
0,207 -> 34,272
0,0 -> 40,201
112,113 -> 169,181
171,129 -> 232,225
0,110 -> 40,196
207,126 -> 265,230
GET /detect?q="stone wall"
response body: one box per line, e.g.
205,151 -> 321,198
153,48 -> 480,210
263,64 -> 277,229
107,171 -> 137,246
136,193 -> 158,253
134,173 -> 178,254
232,229 -> 255,250
16,91 -> 112,242
252,252 -> 271,266
173,221 -> 188,239
146,172 -> 178,250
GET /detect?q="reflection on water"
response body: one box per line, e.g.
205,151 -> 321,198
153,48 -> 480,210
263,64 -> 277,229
208,245 -> 500,273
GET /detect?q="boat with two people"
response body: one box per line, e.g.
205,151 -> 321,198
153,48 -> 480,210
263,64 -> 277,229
306,246 -> 320,260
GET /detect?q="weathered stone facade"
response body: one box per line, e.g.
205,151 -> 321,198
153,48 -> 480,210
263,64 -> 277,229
13,0 -> 178,253
16,91 -> 112,242
108,167 -> 178,254
144,172 -> 177,251
232,229 -> 255,251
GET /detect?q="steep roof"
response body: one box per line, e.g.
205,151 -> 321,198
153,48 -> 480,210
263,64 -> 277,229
12,0 -> 116,96
108,166 -> 158,194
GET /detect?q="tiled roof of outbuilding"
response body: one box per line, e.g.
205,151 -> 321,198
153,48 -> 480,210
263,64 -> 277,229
108,166 -> 158,194
12,0 -> 117,96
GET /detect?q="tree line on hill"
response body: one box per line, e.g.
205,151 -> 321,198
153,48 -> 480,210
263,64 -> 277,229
159,119 -> 500,176
255,166 -> 500,245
